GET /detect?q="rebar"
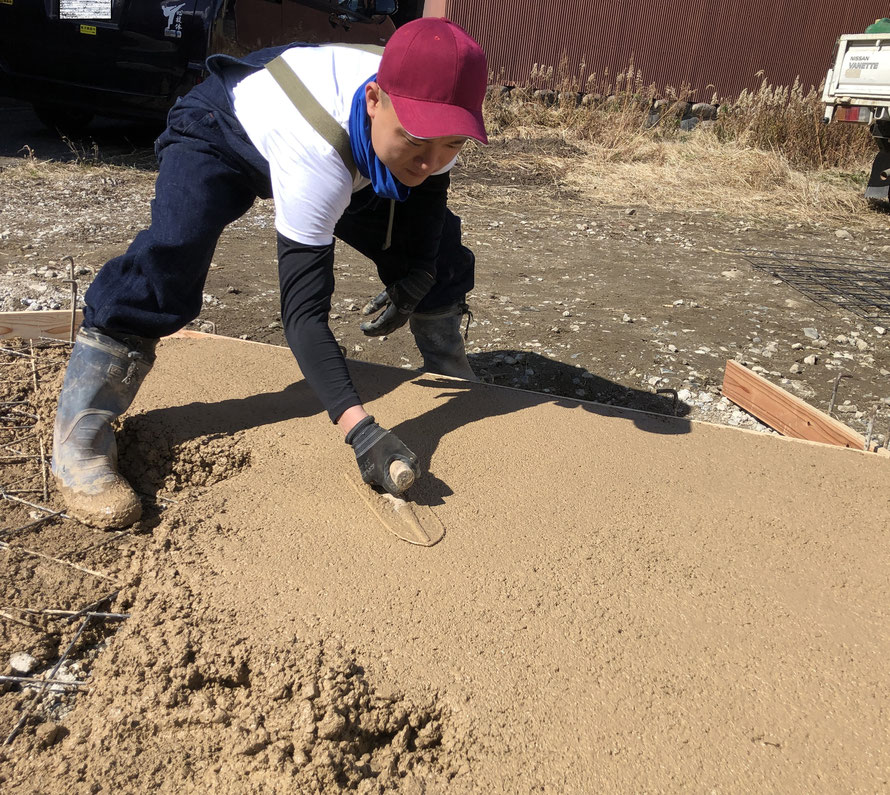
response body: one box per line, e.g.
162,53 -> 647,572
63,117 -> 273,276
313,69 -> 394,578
61,255 -> 78,344
864,407 -> 879,452
0,347 -> 36,359
60,591 -> 122,623
0,408 -> 38,421
39,438 -> 48,503
0,610 -> 46,632
0,510 -> 65,540
0,492 -> 70,519
8,608 -> 129,620
827,372 -> 852,417
3,615 -> 92,745
66,530 -> 134,558
0,540 -> 118,582
655,388 -> 679,416
29,339 -> 38,391
742,250 -> 890,323
0,675 -> 86,689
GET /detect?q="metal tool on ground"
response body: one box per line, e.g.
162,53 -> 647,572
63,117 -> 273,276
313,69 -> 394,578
344,474 -> 445,547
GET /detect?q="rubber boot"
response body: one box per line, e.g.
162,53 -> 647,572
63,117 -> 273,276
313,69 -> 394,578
52,327 -> 156,528
409,304 -> 478,381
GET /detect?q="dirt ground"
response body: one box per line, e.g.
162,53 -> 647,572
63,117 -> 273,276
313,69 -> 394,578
1,106 -> 890,791
1,104 -> 890,440
1,337 -> 888,792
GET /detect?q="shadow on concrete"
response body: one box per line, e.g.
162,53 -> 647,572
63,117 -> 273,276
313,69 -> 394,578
118,347 -> 691,510
122,380 -> 323,445
348,350 -> 692,507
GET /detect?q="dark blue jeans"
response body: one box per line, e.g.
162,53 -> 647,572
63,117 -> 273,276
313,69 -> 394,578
84,74 -> 474,338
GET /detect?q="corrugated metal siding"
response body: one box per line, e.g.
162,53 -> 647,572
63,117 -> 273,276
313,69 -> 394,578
428,1 -> 890,100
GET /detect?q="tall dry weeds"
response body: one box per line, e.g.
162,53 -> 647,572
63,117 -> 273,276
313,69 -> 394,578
483,65 -> 874,174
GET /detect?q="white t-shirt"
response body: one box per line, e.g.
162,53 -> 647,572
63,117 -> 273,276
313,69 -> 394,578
230,45 -> 456,247
231,46 -> 378,246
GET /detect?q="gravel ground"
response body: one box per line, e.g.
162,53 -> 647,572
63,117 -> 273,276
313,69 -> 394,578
2,110 -> 890,443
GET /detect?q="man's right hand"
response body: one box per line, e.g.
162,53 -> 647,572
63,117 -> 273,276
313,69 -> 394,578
359,269 -> 434,337
345,416 -> 420,495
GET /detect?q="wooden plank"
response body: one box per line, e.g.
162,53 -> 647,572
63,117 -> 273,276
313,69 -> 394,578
0,309 -> 81,341
722,359 -> 867,451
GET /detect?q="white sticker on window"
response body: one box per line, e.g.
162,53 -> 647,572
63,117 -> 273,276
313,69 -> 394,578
59,0 -> 111,20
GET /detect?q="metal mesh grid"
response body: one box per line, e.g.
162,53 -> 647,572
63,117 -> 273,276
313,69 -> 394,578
0,338 -> 155,745
741,250 -> 890,324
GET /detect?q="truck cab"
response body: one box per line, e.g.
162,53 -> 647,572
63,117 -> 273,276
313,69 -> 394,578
0,0 -> 403,132
822,32 -> 890,202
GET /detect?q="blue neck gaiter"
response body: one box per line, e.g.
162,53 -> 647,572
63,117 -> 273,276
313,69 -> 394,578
349,75 -> 410,202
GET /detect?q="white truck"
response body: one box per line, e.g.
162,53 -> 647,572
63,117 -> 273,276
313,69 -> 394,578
822,33 -> 890,202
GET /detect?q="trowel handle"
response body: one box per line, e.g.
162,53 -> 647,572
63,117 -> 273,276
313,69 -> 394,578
389,459 -> 416,493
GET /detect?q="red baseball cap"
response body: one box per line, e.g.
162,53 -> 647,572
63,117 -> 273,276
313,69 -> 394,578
377,17 -> 488,144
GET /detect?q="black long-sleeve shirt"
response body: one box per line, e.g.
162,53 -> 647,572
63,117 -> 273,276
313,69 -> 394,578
276,173 -> 449,422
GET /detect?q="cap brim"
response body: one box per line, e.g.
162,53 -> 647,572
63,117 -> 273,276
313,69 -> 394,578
389,94 -> 488,145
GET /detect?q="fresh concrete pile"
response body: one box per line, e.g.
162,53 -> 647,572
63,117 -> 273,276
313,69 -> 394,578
3,336 -> 887,792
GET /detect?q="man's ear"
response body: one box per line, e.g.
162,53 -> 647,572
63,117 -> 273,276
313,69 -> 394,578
365,82 -> 382,120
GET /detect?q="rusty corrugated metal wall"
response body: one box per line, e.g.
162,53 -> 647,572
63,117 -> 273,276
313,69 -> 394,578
424,0 -> 890,100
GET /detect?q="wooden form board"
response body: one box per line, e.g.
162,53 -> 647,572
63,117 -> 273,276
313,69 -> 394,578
0,311 -> 272,347
0,309 -> 81,341
2,310 -> 884,456
722,359 -> 870,451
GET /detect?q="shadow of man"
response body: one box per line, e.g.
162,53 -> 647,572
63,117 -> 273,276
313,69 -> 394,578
121,349 -> 691,510
354,350 -> 692,507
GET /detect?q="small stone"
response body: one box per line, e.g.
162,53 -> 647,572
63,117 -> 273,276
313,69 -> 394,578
803,354 -> 818,365
855,338 -> 869,351
317,710 -> 346,740
789,363 -> 802,374
35,722 -> 65,748
225,285 -> 239,294
834,335 -> 848,344
9,652 -> 38,675
803,327 -> 819,340
875,326 -> 887,336
625,208 -> 636,215
835,229 -> 853,240
238,730 -> 271,757
621,313 -> 632,323
300,681 -> 319,700
791,342 -> 803,350
347,303 -> 358,311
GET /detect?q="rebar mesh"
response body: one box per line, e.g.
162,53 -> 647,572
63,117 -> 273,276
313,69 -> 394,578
0,338 -> 150,745
741,250 -> 890,324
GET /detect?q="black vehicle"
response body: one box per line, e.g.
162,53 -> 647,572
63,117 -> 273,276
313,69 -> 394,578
0,0 -> 421,132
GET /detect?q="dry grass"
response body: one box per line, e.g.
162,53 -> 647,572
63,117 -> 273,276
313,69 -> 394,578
478,68 -> 881,227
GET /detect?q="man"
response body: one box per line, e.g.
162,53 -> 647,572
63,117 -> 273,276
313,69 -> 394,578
51,18 -> 487,528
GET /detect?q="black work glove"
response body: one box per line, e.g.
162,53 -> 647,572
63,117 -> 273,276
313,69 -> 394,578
359,269 -> 435,336
345,415 -> 420,496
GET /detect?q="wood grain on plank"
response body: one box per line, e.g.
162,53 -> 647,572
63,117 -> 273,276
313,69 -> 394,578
722,359 -> 865,450
0,309 -> 81,341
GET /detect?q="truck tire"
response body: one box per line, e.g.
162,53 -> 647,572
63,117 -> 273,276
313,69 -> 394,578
34,105 -> 95,137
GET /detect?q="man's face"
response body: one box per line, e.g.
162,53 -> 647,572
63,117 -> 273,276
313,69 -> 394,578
366,83 -> 467,187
